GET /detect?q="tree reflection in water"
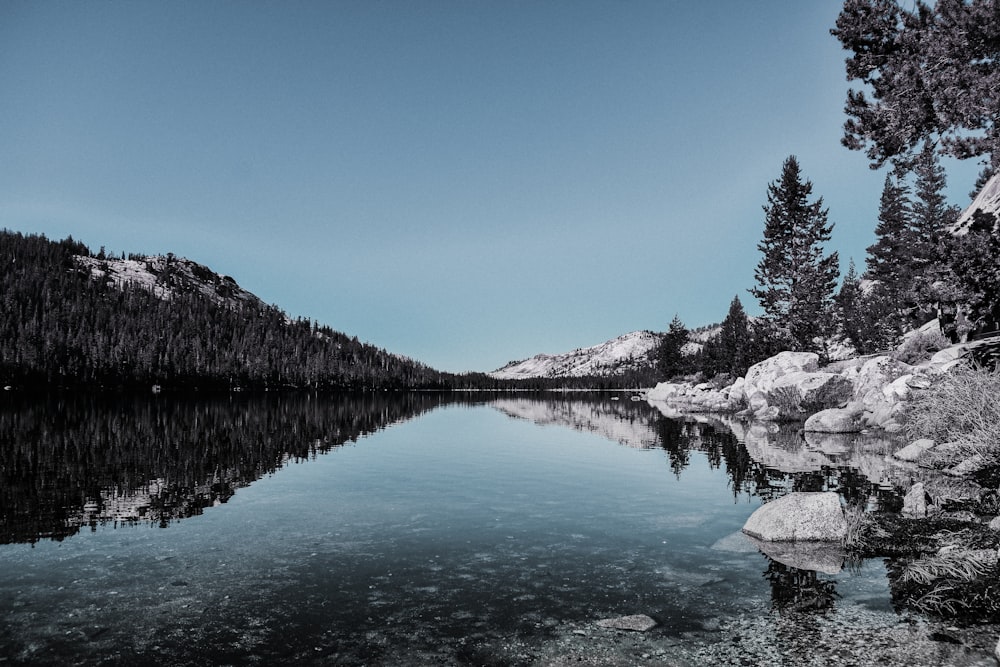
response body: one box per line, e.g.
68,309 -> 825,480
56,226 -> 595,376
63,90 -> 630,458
764,559 -> 841,614
0,392 -> 458,545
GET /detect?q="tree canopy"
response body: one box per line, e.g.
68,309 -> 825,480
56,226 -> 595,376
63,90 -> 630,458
832,0 -> 1000,169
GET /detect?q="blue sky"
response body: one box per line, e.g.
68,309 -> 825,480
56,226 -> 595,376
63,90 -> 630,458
0,1 -> 983,373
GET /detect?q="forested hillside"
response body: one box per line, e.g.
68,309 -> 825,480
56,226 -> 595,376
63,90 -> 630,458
0,230 -> 449,391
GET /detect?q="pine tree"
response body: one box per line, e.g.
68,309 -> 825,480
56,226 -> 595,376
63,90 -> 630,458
717,295 -> 752,377
751,156 -> 840,353
657,315 -> 689,379
866,173 -> 911,291
907,141 -> 963,318
910,141 -> 956,274
832,0 -> 1000,169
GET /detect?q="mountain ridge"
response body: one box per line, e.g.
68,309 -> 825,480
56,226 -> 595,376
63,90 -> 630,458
490,330 -> 660,380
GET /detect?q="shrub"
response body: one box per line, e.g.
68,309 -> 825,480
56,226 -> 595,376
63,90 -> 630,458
892,328 -> 951,365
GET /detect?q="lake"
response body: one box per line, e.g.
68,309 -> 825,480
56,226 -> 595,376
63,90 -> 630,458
0,393 -> 996,666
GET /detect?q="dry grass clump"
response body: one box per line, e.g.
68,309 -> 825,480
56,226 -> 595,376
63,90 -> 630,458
904,364 -> 1000,468
896,549 -> 1000,618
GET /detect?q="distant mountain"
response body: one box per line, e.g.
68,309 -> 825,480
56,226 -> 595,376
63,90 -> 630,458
0,230 -> 448,391
490,330 -> 660,380
75,253 -> 261,307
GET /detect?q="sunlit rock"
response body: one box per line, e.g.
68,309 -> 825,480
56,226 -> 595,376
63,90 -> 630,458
893,438 -> 935,462
804,407 -> 863,433
748,391 -> 768,412
742,492 -> 847,542
745,535 -> 845,574
647,382 -> 685,401
853,356 -> 912,408
743,351 -> 819,395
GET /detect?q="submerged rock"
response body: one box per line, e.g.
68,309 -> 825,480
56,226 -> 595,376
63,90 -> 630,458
595,614 -> 657,632
742,492 -> 847,542
893,438 -> 935,462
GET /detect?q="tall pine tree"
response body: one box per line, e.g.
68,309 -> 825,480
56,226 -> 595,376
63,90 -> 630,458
751,156 -> 840,353
866,172 -> 911,292
910,140 -> 957,277
717,295 -> 752,377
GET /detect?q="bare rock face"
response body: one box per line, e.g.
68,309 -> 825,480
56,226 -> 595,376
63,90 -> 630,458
595,614 -> 657,632
742,492 -> 847,542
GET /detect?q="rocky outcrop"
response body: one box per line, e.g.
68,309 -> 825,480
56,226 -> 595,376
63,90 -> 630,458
646,339 -> 977,437
742,492 -> 847,542
645,381 -> 737,412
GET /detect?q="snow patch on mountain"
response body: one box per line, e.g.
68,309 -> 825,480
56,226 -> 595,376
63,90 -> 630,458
76,254 -> 260,307
490,330 -> 660,379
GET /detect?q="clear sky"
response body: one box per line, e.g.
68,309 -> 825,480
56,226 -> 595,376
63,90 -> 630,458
0,1 -> 983,373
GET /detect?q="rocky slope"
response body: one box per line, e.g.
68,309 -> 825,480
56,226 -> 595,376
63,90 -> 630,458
490,330 -> 660,379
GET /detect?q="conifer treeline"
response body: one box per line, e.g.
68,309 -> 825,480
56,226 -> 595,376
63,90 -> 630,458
0,230 -> 453,391
0,231 -> 657,391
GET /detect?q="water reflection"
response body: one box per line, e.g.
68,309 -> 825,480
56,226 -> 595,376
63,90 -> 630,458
493,396 -> 916,619
0,392 -> 457,544
2,393 -> 990,664
765,560 -> 840,614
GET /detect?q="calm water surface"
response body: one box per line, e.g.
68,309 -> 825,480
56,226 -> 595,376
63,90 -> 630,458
0,394 -> 992,665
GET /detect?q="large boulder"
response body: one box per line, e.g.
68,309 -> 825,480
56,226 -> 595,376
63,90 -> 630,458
743,351 -> 820,395
647,382 -> 685,401
852,356 -> 912,408
804,407 -> 864,433
742,492 -> 847,542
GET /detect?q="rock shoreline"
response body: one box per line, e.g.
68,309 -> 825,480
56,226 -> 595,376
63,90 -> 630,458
647,340 -> 1000,654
